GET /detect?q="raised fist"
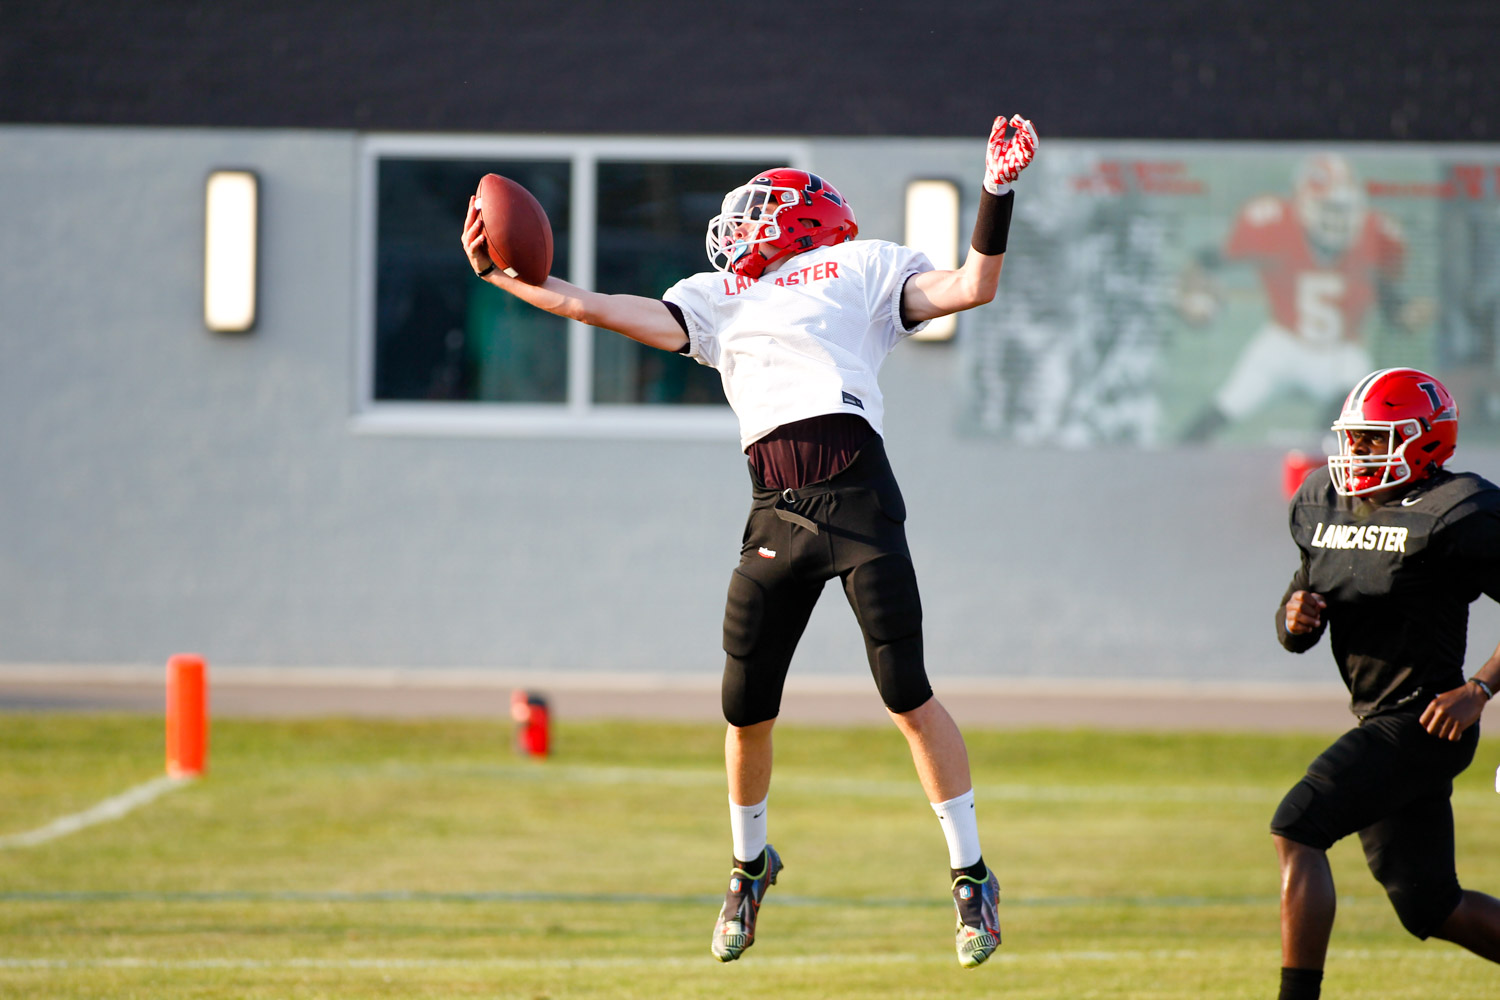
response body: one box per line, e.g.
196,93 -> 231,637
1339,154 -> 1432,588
984,114 -> 1038,194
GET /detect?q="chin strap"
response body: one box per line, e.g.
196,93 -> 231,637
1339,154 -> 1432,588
734,231 -> 852,279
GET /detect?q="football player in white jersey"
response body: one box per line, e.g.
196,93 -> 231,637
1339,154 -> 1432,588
462,114 -> 1037,968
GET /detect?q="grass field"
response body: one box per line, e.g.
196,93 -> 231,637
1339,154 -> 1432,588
1,714 -> 1497,998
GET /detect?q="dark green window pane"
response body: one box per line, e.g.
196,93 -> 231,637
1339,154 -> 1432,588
374,158 -> 571,402
592,161 -> 758,405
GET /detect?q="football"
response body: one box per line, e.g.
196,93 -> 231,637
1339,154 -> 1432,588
475,174 -> 553,285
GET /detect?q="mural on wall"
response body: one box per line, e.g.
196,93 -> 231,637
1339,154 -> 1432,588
963,143 -> 1500,450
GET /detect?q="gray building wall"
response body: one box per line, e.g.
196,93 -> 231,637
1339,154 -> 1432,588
4,125 -> 1497,684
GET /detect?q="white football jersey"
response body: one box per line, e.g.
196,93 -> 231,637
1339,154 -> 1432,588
665,240 -> 933,450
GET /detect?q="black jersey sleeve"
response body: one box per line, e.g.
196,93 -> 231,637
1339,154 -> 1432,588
1275,560 -> 1325,653
1441,505 -> 1500,603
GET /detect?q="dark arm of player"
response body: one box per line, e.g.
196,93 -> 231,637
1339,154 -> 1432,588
1420,639 -> 1498,741
1472,644 -> 1500,703
1275,576 -> 1326,653
1419,509 -> 1500,739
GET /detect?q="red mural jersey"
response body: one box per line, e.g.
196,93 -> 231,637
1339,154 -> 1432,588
1224,196 -> 1407,345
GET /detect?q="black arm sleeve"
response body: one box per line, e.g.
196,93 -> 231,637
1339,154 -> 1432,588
970,188 -> 1014,256
663,300 -> 691,354
898,275 -> 917,331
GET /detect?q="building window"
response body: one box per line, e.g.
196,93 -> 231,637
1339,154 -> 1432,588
358,137 -> 807,437
373,158 -> 571,404
592,161 -> 758,405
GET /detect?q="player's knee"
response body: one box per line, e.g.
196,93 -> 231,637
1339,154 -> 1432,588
722,670 -> 778,728
872,637 -> 932,713
722,673 -> 777,729
720,570 -> 781,727
1367,846 -> 1464,941
1269,780 -> 1337,851
1383,883 -> 1463,940
848,556 -> 928,712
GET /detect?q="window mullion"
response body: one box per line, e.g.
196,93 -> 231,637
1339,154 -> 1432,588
567,154 -> 597,416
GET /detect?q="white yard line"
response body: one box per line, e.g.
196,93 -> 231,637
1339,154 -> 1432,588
364,760 -> 1288,803
0,946 -> 1462,971
0,775 -> 188,849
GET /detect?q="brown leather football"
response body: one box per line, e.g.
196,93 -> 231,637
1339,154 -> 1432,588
475,174 -> 554,285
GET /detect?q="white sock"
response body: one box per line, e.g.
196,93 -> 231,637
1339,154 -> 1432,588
729,795 -> 768,865
931,789 -> 982,869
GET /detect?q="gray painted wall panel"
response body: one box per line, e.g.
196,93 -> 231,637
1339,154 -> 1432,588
4,125 -> 1496,688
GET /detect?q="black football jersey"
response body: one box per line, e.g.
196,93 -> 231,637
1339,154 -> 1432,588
1277,466 -> 1500,717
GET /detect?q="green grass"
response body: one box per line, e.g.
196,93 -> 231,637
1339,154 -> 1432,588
1,715 -> 1497,998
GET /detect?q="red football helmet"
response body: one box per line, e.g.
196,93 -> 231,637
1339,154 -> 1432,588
706,168 -> 858,279
1328,368 -> 1458,497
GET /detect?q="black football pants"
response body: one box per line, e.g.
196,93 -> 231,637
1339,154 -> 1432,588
1271,709 -> 1479,939
720,435 -> 933,727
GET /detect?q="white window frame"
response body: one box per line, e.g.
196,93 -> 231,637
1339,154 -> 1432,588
352,134 -> 811,439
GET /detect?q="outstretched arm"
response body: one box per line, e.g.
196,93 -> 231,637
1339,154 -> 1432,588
902,114 -> 1036,323
461,196 -> 688,353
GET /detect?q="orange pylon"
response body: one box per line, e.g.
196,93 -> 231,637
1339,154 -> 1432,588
166,654 -> 208,778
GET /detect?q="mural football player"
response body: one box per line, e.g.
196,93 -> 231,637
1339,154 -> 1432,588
1273,367 -> 1500,1000
1179,154 -> 1430,443
461,114 -> 1038,967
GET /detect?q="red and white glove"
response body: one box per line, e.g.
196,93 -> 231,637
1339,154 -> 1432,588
984,114 -> 1038,194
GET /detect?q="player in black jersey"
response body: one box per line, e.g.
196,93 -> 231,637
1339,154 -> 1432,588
1272,367 -> 1500,1000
